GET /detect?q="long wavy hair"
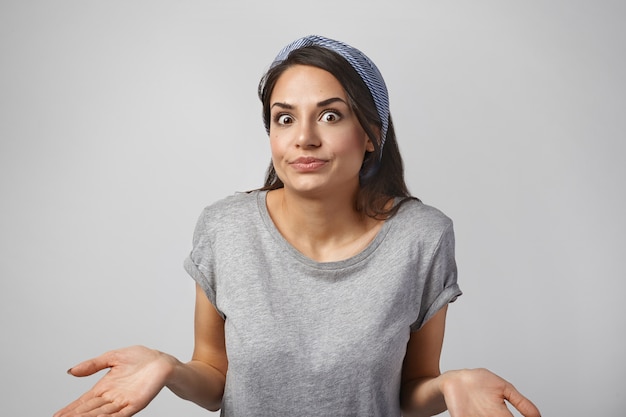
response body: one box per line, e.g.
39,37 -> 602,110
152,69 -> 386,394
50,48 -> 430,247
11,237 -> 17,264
257,45 -> 417,219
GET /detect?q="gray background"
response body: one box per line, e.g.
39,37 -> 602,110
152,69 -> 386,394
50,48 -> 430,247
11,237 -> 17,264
1,1 -> 624,416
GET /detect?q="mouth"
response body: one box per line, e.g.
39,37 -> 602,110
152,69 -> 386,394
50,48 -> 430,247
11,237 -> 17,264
289,157 -> 328,171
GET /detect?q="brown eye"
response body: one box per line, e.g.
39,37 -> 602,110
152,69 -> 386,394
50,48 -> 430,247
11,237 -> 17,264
276,114 -> 293,125
320,110 -> 341,123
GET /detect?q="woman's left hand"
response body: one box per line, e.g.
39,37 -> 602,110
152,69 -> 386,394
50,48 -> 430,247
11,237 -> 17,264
440,368 -> 541,417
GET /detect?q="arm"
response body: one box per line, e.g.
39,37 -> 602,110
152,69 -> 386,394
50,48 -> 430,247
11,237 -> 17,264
166,283 -> 228,411
53,284 -> 227,416
400,306 -> 541,417
400,305 -> 449,416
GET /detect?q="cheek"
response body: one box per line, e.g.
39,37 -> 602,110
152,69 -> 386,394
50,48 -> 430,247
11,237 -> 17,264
335,129 -> 370,156
268,137 -> 286,172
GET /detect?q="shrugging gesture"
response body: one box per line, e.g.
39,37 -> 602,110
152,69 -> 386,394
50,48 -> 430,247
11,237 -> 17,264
55,34 -> 541,417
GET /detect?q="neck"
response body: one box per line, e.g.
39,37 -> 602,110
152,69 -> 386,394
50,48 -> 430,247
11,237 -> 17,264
266,188 -> 383,262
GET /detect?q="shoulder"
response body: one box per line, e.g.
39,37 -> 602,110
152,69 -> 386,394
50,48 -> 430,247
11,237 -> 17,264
394,198 -> 453,234
200,190 -> 261,221
383,198 -> 455,253
193,191 -> 263,238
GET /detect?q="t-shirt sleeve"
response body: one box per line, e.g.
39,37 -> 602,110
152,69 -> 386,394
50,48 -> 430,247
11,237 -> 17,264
410,220 -> 462,331
183,208 -> 224,318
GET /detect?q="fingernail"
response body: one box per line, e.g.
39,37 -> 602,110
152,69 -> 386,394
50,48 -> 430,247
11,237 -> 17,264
66,368 -> 73,375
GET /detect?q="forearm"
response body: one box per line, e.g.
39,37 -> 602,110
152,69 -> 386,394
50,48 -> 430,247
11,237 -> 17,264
400,374 -> 448,417
166,358 -> 226,412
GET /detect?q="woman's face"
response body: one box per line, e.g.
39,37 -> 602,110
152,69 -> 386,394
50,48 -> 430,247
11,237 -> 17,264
268,65 -> 374,198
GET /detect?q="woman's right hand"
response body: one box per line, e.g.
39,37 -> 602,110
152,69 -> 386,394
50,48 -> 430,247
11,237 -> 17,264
53,345 -> 178,417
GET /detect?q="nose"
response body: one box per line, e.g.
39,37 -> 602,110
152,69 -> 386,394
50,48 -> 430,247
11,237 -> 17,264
295,120 -> 321,149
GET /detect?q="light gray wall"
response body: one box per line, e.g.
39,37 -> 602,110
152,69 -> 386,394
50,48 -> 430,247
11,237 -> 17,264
1,1 -> 624,416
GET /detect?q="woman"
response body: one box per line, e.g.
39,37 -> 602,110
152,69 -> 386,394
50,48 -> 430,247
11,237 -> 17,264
53,35 -> 541,417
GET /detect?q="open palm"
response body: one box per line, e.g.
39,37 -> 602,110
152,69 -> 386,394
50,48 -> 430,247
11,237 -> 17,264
53,345 -> 174,417
442,368 -> 541,417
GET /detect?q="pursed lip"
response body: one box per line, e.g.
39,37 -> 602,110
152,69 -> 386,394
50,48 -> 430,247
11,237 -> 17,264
288,156 -> 329,171
290,156 -> 328,164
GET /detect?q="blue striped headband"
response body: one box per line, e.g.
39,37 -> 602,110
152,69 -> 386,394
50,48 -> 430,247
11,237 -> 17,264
266,35 -> 390,153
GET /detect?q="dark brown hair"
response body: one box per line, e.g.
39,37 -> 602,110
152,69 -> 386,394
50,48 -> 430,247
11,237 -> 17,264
257,45 -> 417,218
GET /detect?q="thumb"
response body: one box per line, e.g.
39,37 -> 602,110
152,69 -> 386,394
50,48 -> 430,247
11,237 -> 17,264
67,352 -> 113,377
505,384 -> 541,417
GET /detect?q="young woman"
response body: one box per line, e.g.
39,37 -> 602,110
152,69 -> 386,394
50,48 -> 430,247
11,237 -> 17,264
53,35 -> 541,417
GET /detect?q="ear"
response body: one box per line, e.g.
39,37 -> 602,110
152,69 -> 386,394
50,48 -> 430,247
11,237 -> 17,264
365,124 -> 380,152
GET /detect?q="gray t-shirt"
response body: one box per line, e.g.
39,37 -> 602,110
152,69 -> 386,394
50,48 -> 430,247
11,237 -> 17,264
184,190 -> 461,416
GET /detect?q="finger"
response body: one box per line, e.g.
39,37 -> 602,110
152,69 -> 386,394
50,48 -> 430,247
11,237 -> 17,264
83,401 -> 127,417
93,400 -> 144,417
504,384 -> 541,417
53,395 -> 109,417
68,352 -> 115,377
71,396 -> 129,417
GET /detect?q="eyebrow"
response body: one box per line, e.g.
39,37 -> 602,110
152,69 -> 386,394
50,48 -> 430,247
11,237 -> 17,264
270,97 -> 348,110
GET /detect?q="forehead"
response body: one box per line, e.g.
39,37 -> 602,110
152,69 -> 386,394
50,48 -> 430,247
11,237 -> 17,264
270,65 -> 347,103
